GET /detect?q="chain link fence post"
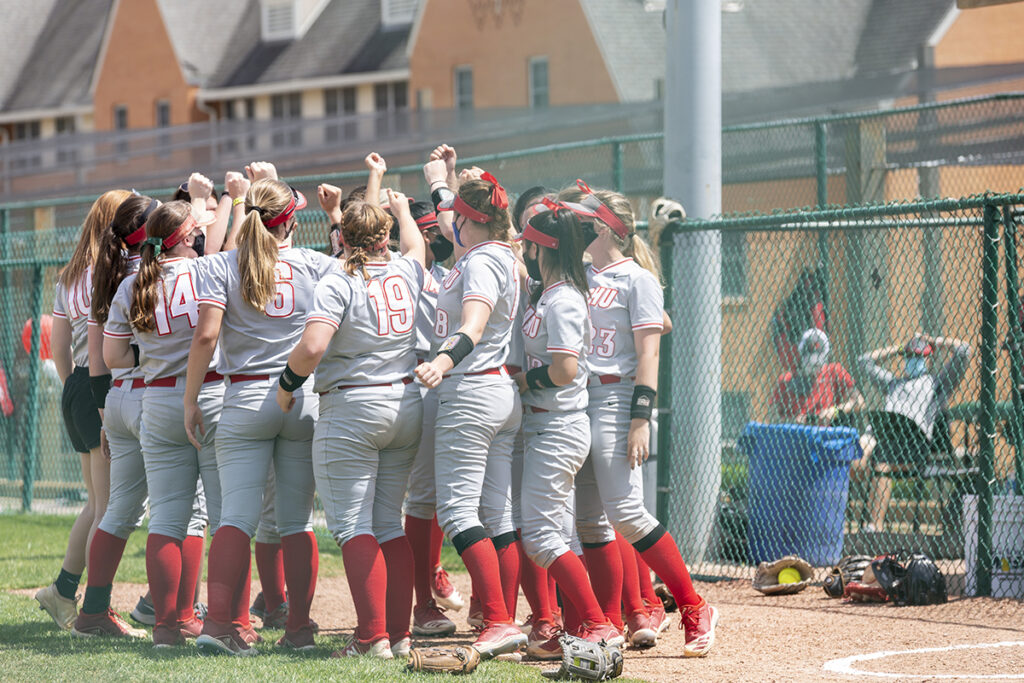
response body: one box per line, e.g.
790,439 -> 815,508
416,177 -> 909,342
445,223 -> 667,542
976,199 -> 1001,595
1004,207 -> 1024,490
21,265 -> 44,512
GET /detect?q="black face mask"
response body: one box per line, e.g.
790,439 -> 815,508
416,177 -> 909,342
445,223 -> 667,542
581,222 -> 599,249
429,235 -> 454,262
524,252 -> 543,282
192,233 -> 206,257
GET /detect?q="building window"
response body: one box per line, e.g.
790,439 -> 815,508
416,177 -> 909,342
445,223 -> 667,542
113,105 -> 129,156
55,116 -> 76,164
11,121 -> 41,169
722,231 -> 747,298
325,86 -> 357,142
454,66 -> 473,110
155,101 -> 171,127
375,82 -> 409,136
721,391 -> 750,443
529,57 -> 549,109
271,92 -> 302,148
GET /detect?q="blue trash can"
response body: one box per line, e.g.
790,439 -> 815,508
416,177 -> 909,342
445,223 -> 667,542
739,422 -> 861,566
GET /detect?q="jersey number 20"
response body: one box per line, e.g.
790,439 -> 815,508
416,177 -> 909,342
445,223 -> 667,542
367,276 -> 414,336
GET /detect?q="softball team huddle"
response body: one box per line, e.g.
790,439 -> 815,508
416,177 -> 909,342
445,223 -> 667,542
34,146 -> 717,664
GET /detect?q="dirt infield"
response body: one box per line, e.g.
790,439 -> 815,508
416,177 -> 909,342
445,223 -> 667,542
15,573 -> 1024,681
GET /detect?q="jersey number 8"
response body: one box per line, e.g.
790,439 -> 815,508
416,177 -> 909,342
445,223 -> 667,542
367,275 -> 414,336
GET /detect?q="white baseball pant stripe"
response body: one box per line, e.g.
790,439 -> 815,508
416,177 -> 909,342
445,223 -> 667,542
140,383 -> 223,540
314,383 -> 422,546
433,374 -> 520,541
520,410 -> 591,568
215,379 -> 317,539
575,382 -> 658,545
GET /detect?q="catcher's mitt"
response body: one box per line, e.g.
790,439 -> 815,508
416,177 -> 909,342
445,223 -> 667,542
542,635 -> 623,681
822,555 -> 873,599
752,555 -> 814,595
844,580 -> 888,603
406,645 -> 481,675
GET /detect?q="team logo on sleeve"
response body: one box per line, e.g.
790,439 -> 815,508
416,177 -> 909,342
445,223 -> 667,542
587,287 -> 617,309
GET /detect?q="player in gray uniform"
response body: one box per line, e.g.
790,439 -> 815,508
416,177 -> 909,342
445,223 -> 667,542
278,191 -> 425,659
414,172 -> 527,658
189,179 -> 335,656
103,200 -> 225,649
511,203 -> 623,660
561,180 -> 718,657
35,189 -> 131,632
402,202 -> 469,637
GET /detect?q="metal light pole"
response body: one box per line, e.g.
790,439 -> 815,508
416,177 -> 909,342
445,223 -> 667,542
662,0 -> 722,564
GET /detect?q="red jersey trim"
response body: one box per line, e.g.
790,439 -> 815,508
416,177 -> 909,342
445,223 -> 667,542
102,330 -> 133,339
306,315 -> 340,329
51,310 -> 68,319
541,280 -> 569,296
548,346 -> 581,357
463,293 -> 495,308
589,257 -> 633,274
631,321 -> 663,331
197,298 -> 226,310
463,240 -> 515,258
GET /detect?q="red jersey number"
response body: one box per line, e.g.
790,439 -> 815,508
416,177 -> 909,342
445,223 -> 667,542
367,276 -> 415,336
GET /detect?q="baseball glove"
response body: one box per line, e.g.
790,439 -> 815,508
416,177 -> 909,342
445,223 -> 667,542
822,555 -> 873,598
542,635 -> 624,681
406,645 -> 481,675
844,580 -> 888,603
752,555 -> 814,595
654,582 -> 677,613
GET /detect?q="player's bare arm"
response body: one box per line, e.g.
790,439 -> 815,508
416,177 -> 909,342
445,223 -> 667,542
628,327 -> 660,469
102,334 -> 135,371
415,299 -> 491,389
183,304 -> 223,450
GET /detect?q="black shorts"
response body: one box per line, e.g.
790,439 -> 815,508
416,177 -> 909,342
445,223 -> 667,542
61,366 -> 102,454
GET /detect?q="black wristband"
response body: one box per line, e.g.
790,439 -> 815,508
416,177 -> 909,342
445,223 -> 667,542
90,373 -> 112,410
631,385 -> 657,421
131,344 -> 140,367
437,332 -> 474,367
279,363 -> 309,392
525,365 -> 557,390
431,187 -> 455,212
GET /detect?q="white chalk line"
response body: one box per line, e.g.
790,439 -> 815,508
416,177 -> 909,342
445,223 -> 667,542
823,640 -> 1024,679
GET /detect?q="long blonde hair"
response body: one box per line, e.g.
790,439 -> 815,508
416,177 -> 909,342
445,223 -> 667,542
60,189 -> 132,289
342,201 -> 392,281
238,179 -> 293,310
130,201 -> 191,333
558,186 -> 662,284
458,178 -> 515,243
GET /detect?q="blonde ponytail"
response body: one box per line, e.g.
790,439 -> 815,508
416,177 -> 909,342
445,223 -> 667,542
623,232 -> 663,284
239,179 -> 294,310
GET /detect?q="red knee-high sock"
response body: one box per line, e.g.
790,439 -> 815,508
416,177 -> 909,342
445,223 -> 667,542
517,536 -> 552,622
177,535 -> 204,622
616,533 -> 645,615
205,525 -> 251,626
146,534 -> 182,628
429,515 -> 444,569
559,585 -> 581,635
547,552 -> 606,625
548,573 -> 559,618
380,536 -> 414,642
341,534 -> 388,643
635,549 -> 658,604
254,542 -> 286,612
87,530 -> 128,588
638,532 -> 701,609
405,515 -> 434,608
236,559 -> 252,629
582,542 -> 624,628
459,539 -> 510,623
495,539 -> 521,620
281,532 -> 317,632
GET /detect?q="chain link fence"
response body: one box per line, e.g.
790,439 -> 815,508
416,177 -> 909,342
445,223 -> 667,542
3,96 -> 1024,600
657,194 -> 1024,598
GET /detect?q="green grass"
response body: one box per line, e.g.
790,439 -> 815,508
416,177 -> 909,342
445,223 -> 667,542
0,513 -> 464,591
0,593 -> 574,682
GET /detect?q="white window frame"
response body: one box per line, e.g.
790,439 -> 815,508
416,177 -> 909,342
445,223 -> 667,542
529,56 -> 549,109
454,66 -> 473,110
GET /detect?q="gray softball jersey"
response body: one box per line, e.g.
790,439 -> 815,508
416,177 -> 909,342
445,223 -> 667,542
415,262 -> 449,357
196,246 -> 338,375
521,281 -> 591,413
585,258 -> 663,378
88,254 -> 142,382
433,241 -> 519,374
105,257 -> 217,383
52,267 -> 93,368
306,255 -> 424,393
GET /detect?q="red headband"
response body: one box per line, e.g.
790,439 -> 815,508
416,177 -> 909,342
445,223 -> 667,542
161,214 -> 197,250
123,199 -> 159,246
575,179 -> 628,239
263,187 -> 308,228
415,212 -> 439,231
522,222 -> 559,249
452,172 -> 509,224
